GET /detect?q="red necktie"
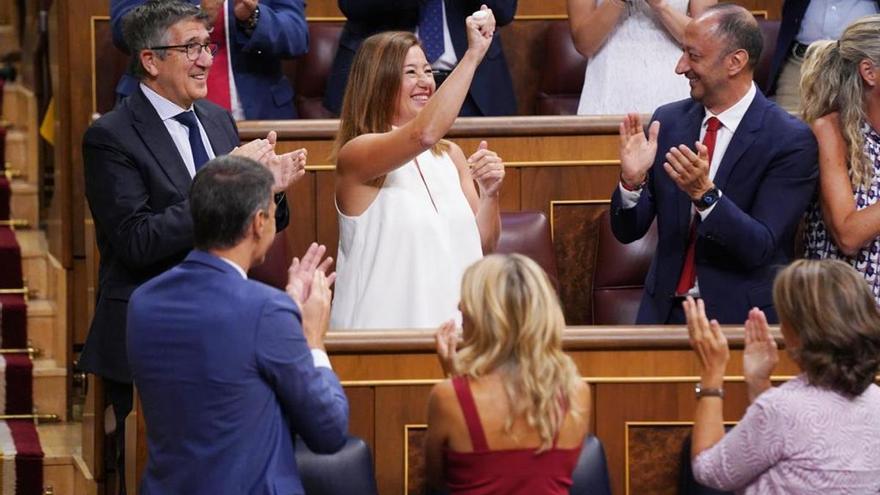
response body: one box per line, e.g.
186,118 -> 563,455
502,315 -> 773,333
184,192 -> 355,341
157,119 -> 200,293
206,5 -> 232,111
675,116 -> 722,296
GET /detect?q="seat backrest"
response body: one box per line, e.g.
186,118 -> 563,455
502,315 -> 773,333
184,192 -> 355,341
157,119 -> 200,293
295,435 -> 379,495
247,233 -> 290,290
534,20 -> 587,115
496,211 -> 560,290
571,435 -> 612,495
591,210 -> 657,325
754,18 -> 781,91
288,22 -> 343,119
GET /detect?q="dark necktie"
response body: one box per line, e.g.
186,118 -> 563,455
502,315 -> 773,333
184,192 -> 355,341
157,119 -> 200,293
173,110 -> 210,171
675,116 -> 722,296
419,0 -> 444,63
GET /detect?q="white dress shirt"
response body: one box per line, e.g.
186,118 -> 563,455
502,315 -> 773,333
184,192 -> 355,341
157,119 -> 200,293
797,0 -> 879,45
140,83 -> 216,178
219,255 -> 332,370
415,1 -> 459,71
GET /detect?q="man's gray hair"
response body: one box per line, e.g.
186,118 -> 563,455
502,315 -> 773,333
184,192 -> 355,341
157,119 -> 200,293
121,0 -> 209,79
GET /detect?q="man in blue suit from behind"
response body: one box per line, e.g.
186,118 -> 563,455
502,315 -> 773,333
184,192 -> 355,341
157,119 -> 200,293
611,4 -> 818,324
127,155 -> 348,494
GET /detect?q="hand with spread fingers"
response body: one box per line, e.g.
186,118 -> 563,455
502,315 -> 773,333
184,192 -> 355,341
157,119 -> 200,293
231,137 -> 274,164
684,296 -> 730,388
664,141 -> 714,201
434,319 -> 459,377
286,242 -> 335,310
468,140 -> 505,197
619,113 -> 660,189
743,307 -> 778,401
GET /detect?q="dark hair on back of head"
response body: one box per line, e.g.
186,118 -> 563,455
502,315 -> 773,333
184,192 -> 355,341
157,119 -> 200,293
121,0 -> 208,79
704,3 -> 763,69
190,155 -> 274,251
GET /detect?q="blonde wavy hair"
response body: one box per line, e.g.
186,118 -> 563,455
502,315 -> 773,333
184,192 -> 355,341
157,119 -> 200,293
454,254 -> 582,452
800,15 -> 880,189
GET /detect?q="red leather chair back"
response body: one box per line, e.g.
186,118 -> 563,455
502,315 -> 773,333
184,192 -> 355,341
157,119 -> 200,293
755,19 -> 781,92
534,21 -> 587,116
248,233 -> 291,290
496,211 -> 560,290
591,210 -> 656,325
290,23 -> 343,119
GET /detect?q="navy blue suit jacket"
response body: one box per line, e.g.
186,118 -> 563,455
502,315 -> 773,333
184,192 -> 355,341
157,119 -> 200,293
111,0 -> 308,119
764,0 -> 880,95
610,91 -> 818,324
128,251 -> 349,495
323,0 -> 518,116
80,87 -> 290,383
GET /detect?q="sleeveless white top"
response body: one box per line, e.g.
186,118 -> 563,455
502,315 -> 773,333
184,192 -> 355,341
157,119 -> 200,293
331,149 -> 483,330
577,0 -> 691,115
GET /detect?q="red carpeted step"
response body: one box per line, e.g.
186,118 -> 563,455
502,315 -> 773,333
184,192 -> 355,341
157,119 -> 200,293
0,295 -> 26,349
0,355 -> 32,415
0,177 -> 9,221
0,228 -> 22,288
1,419 -> 43,495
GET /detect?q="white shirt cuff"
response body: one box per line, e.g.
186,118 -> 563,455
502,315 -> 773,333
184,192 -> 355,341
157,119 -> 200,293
310,349 -> 332,370
618,182 -> 642,208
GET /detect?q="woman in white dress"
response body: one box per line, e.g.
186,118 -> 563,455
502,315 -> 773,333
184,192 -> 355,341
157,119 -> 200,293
330,9 -> 505,331
568,0 -> 716,115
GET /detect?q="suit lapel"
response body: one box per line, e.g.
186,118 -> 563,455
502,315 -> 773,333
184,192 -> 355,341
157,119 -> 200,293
129,88 -> 193,196
676,102 -> 706,234
712,92 -> 767,190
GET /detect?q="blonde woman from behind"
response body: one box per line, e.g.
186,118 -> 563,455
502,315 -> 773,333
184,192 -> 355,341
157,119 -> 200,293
425,254 -> 590,494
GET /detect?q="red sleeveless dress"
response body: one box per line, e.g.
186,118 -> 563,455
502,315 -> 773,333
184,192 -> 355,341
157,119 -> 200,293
442,376 -> 583,495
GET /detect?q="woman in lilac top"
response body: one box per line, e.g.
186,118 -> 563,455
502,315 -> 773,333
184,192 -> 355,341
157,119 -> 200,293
683,259 -> 880,493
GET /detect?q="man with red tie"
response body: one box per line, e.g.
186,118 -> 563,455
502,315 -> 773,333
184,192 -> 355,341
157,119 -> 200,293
609,4 -> 818,325
112,0 -> 308,119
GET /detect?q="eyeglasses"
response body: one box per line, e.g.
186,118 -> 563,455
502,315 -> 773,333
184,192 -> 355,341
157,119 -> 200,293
148,41 -> 219,61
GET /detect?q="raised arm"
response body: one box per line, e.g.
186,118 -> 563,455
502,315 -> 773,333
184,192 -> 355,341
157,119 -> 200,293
812,113 -> 880,256
647,0 -> 716,46
566,0 -> 627,58
335,8 -> 495,185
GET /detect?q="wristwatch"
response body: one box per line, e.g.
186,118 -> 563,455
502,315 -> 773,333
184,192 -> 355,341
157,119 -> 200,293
693,187 -> 721,210
695,382 -> 724,399
239,4 -> 260,35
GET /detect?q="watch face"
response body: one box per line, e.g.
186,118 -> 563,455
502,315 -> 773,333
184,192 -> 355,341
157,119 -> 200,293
700,189 -> 719,207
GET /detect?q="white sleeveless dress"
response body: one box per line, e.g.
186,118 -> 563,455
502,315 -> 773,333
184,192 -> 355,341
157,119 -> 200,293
331,149 -> 483,330
577,0 -> 691,115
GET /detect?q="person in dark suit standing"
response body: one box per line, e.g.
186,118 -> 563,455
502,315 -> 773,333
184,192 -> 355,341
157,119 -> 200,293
112,0 -> 309,119
764,0 -> 879,111
323,0 -> 518,117
610,4 -> 818,325
81,1 -> 304,492
128,155 -> 348,495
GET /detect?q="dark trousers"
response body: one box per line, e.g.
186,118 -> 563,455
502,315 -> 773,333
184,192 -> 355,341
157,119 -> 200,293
105,378 -> 133,495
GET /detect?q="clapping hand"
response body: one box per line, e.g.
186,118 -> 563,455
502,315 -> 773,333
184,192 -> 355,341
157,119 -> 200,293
664,142 -> 714,201
468,141 -> 505,197
265,131 -> 307,193
743,307 -> 778,401
286,242 -> 335,309
435,320 -> 459,377
619,113 -> 660,189
684,297 -> 729,388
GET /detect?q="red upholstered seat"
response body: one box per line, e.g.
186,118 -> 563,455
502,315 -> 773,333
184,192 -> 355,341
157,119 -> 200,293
754,18 -> 780,92
496,211 -> 560,290
591,210 -> 656,325
284,23 -> 343,119
248,233 -> 291,290
534,21 -> 587,116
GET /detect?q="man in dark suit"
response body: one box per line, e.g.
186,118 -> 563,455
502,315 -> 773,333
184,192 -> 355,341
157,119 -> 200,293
323,0 -> 517,116
112,0 -> 309,119
764,0 -> 879,110
81,1 -> 303,491
611,4 -> 818,325
127,156 -> 348,494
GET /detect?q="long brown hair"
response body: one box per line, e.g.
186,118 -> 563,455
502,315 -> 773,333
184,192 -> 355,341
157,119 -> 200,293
800,15 -> 880,189
331,31 -> 446,164
774,259 -> 880,398
455,255 -> 583,452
